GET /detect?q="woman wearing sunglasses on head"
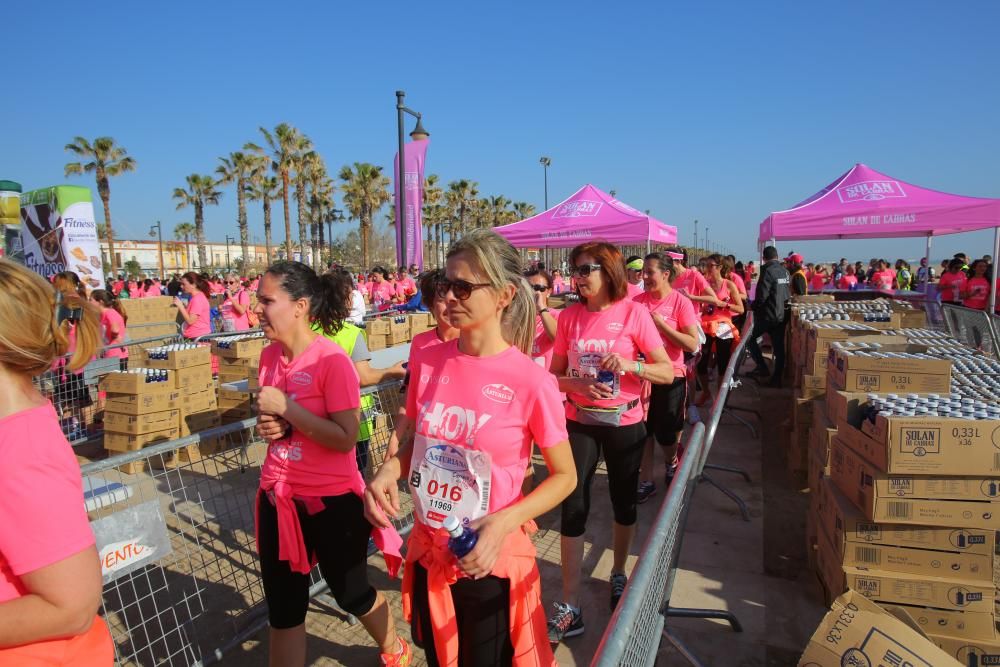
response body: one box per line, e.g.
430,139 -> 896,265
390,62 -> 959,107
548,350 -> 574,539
220,273 -> 251,332
365,229 -> 576,667
547,242 -> 674,644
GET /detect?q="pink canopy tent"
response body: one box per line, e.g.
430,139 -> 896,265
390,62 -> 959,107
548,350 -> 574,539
757,162 -> 1000,310
495,184 -> 677,248
758,163 -> 1000,242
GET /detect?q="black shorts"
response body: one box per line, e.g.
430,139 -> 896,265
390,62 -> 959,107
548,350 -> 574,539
256,490 -> 376,628
410,563 -> 514,667
645,377 -> 687,446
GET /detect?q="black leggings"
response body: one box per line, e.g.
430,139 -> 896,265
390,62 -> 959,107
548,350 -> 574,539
410,563 -> 513,667
257,491 -> 376,628
561,420 -> 647,537
646,377 -> 687,446
697,335 -> 734,375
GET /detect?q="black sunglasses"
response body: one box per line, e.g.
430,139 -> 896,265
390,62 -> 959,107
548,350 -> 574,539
531,284 -> 549,292
435,277 -> 492,300
572,263 -> 602,277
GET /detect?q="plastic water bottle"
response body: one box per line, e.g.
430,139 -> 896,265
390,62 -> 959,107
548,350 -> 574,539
443,516 -> 478,559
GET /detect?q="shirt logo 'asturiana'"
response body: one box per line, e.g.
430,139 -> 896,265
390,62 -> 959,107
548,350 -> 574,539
481,383 -> 515,404
290,371 -> 312,386
425,444 -> 468,473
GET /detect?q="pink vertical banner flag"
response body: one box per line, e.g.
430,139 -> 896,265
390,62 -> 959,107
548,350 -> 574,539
394,138 -> 429,270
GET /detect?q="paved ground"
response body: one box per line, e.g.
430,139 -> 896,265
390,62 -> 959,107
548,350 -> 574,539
225,370 -> 827,666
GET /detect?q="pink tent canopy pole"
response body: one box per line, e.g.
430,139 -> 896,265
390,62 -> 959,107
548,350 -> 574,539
495,184 -> 677,249
758,163 -> 1000,242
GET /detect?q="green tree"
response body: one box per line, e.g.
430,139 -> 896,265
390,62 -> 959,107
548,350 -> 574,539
422,174 -> 444,266
247,123 -> 304,261
173,222 -> 196,270
64,136 -> 137,273
308,169 -> 334,267
511,201 -> 536,221
123,258 -> 142,280
292,143 -> 318,265
339,163 -> 391,268
216,151 -> 258,267
484,195 -> 513,227
247,168 -> 280,263
172,175 -> 222,268
446,179 -> 479,241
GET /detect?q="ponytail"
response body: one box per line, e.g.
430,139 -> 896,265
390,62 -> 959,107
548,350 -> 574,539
265,261 -> 349,336
503,278 -> 536,355
181,271 -> 212,300
53,271 -> 87,299
59,295 -> 102,372
91,288 -> 128,325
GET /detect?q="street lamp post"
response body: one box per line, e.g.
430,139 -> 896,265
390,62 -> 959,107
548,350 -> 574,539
694,219 -> 698,249
396,91 -> 429,269
225,235 -> 234,271
149,221 -> 165,278
539,157 -> 551,209
705,227 -> 710,253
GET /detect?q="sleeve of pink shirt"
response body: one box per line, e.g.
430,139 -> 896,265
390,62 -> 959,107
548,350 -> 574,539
0,410 -> 95,577
630,302 -> 666,355
676,294 -> 699,330
527,374 -> 568,448
320,348 -> 362,414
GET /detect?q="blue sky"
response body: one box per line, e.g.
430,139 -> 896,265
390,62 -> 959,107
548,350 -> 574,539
7,0 -> 1000,263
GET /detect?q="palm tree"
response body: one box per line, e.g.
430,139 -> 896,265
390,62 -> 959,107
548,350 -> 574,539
446,179 -> 479,241
308,170 -> 333,268
292,143 -> 317,265
247,168 -> 280,263
173,222 -> 196,270
247,123 -> 303,261
512,201 -> 536,221
339,163 -> 391,267
216,151 -> 258,268
422,174 -> 444,266
64,136 -> 137,273
484,195 -> 513,227
172,175 -> 222,268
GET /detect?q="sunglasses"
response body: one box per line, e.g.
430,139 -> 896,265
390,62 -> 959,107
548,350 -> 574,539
435,277 -> 492,300
531,284 -> 549,292
572,263 -> 602,277
225,280 -> 238,285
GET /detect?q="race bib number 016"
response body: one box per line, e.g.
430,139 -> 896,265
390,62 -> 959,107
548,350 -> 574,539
410,435 -> 492,528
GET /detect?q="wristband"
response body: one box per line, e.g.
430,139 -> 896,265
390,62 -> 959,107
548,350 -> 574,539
635,361 -> 643,376
539,308 -> 549,314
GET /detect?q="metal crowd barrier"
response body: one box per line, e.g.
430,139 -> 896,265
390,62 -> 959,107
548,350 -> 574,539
592,315 -> 757,667
35,330 -> 184,446
941,303 -> 1000,359
84,380 -> 410,667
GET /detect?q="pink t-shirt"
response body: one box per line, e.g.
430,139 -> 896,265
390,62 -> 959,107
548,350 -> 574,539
182,291 -> 212,339
809,273 -> 827,292
939,271 -> 968,303
964,277 -> 990,310
399,276 -> 417,297
258,336 -> 362,493
405,341 -> 567,527
633,290 -> 698,377
626,282 -> 644,299
371,282 -> 396,310
531,309 -> 562,370
552,277 -> 567,294
410,328 -> 448,357
673,267 -> 709,298
837,275 -> 858,290
100,307 -> 129,359
871,270 -> 894,291
0,404 -> 96,603
730,272 -> 748,297
554,299 -> 665,426
220,289 -> 251,331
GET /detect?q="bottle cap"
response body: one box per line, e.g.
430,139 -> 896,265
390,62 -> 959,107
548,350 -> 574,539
442,516 -> 462,535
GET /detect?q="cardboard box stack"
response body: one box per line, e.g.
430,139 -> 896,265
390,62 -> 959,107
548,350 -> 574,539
210,333 -> 265,429
121,296 -> 182,342
146,344 -> 219,459
364,313 -> 435,351
786,297 -> 1000,661
100,368 -> 182,473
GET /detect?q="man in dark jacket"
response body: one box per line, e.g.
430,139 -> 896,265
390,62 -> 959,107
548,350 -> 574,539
748,245 -> 791,387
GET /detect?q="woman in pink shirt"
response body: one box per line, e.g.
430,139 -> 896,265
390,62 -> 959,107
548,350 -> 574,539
633,253 -> 701,502
837,264 -> 859,290
939,259 -> 969,305
552,269 -> 567,294
252,261 -> 410,667
963,260 -> 991,310
90,289 -> 130,369
0,259 -> 113,665
174,272 -> 213,339
369,268 -> 397,312
695,254 -> 745,407
365,230 -> 576,667
549,242 -> 674,641
219,273 -> 251,331
809,265 -> 829,292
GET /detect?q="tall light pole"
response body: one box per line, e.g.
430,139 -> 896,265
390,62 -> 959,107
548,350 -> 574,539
694,219 -> 698,249
705,227 -> 710,254
396,90 -> 429,268
149,221 -> 165,278
539,157 -> 551,209
225,234 -> 234,271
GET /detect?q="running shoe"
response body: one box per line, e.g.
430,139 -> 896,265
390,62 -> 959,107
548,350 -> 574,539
637,481 -> 656,504
547,602 -> 584,643
664,463 -> 679,486
687,405 -> 701,424
380,637 -> 412,667
610,572 -> 628,610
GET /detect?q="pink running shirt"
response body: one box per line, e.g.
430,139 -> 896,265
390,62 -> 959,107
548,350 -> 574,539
673,267 -> 709,298
554,299 -> 665,426
633,290 -> 698,377
410,327 -> 448,357
939,271 -> 968,303
531,309 -> 561,370
0,404 -> 96,603
220,289 -> 251,331
730,272 -> 748,297
182,291 -> 212,339
100,307 -> 129,359
965,277 -> 990,310
405,341 -> 567,528
626,282 -> 644,299
837,275 -> 858,290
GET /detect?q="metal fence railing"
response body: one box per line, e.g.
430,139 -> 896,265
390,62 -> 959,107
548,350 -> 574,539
941,303 -> 1000,358
592,315 -> 757,667
36,331 -> 184,446
84,380 -> 410,667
